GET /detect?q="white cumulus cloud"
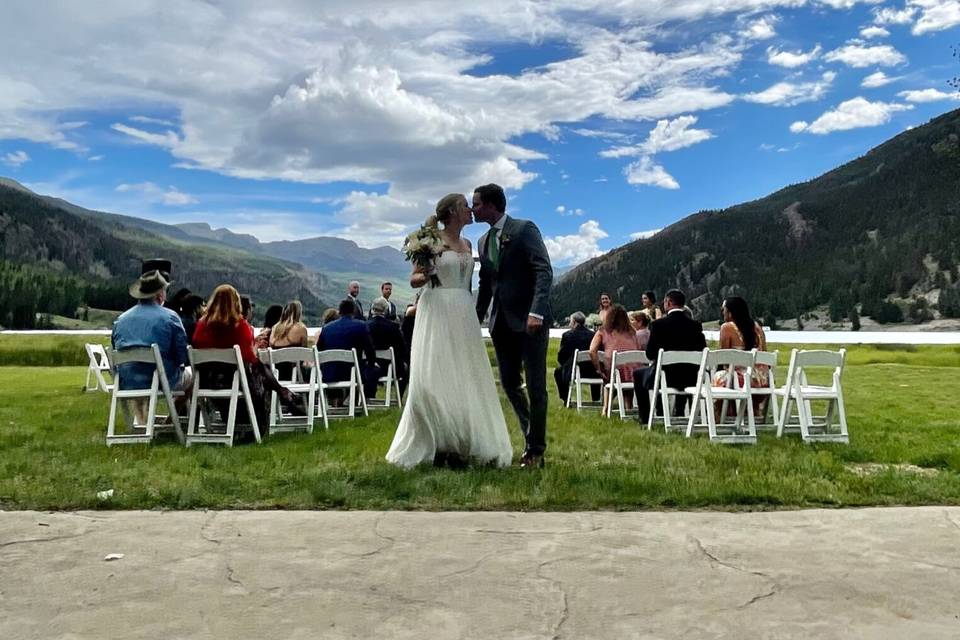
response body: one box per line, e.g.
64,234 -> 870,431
910,0 -> 960,34
824,44 -> 906,68
859,26 -> 890,38
743,71 -> 836,106
897,88 -> 960,103
861,71 -> 899,88
1,150 -> 30,167
767,44 -> 821,68
544,220 -> 608,266
873,6 -> 918,23
623,157 -> 680,189
600,116 -> 713,158
739,15 -> 779,40
790,97 -> 912,134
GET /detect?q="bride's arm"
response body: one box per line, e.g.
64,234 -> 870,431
410,262 -> 432,289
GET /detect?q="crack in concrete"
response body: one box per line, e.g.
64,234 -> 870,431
471,525 -> 602,536
226,563 -> 243,586
536,558 -> 572,640
342,515 -> 398,558
690,536 -> 770,579
737,586 -> 778,609
199,512 -> 222,546
691,536 -> 781,611
0,532 -> 88,549
438,550 -> 498,579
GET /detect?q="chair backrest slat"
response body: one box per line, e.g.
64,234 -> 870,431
316,349 -> 356,365
752,350 -> 778,368
268,347 -> 315,364
795,349 -> 844,368
707,349 -> 754,369
610,350 -> 649,368
659,350 -> 704,366
110,347 -> 157,366
189,347 -> 242,366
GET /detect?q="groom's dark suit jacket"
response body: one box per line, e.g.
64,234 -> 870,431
475,216 -> 554,332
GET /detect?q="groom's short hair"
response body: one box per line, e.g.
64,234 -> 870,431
474,183 -> 506,214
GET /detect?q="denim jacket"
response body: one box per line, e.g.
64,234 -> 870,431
111,301 -> 189,390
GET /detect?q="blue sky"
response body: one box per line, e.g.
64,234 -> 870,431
1,0 -> 958,266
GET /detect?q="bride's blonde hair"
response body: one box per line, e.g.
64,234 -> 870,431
427,193 -> 464,228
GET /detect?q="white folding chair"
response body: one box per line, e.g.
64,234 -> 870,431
603,350 -> 650,419
370,348 -> 403,409
186,346 -> 261,446
684,349 -> 757,444
106,344 -> 185,445
84,343 -> 114,393
777,349 -> 848,443
750,349 -> 779,431
566,349 -> 604,412
315,348 -> 368,421
267,347 -> 316,434
647,349 -> 704,432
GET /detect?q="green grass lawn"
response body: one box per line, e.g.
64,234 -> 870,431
1,338 -> 960,511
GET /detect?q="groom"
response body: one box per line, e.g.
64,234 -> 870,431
474,183 -> 554,468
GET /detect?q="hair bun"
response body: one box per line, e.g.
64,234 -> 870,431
424,214 -> 439,228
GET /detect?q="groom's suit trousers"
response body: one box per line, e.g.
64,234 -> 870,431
492,321 -> 549,456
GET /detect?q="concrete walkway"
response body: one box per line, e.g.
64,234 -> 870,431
2,508 -> 960,639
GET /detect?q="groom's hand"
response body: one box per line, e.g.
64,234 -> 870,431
526,315 -> 543,334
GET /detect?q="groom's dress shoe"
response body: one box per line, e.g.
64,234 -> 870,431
520,453 -> 545,469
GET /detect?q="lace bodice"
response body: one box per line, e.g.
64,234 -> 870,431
434,251 -> 475,290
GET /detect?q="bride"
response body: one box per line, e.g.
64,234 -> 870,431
386,194 -> 514,469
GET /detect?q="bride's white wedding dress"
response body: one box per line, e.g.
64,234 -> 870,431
386,250 -> 513,468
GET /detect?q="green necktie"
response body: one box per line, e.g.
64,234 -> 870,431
487,227 -> 500,269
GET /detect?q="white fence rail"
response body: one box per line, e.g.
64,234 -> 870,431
4,328 -> 960,345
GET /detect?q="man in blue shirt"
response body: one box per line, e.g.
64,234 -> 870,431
316,298 -> 380,401
111,270 -> 191,422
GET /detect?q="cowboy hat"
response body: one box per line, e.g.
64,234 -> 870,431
129,269 -> 171,300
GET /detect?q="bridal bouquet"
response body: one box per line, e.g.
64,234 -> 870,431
403,222 -> 444,287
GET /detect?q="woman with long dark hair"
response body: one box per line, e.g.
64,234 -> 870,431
716,296 -> 770,411
641,290 -> 663,320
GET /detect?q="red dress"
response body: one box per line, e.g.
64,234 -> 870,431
192,319 -> 257,364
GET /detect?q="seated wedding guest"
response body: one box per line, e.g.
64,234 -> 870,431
631,310 -> 651,351
165,287 -> 192,314
270,300 -> 310,380
193,284 -> 297,436
315,298 -> 380,401
111,270 -> 191,423
254,304 -> 283,351
554,311 -> 599,404
270,301 -> 309,348
322,308 -> 339,325
597,292 -> 613,325
589,304 -> 641,415
716,296 -> 770,412
632,289 -> 707,421
179,294 -> 205,345
641,290 -> 663,320
240,295 -> 255,324
368,297 -> 408,394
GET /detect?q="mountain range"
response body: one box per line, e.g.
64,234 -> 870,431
0,178 -> 410,327
552,107 -> 960,328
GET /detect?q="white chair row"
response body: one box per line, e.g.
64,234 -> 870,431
104,344 -> 402,446
645,348 -> 848,445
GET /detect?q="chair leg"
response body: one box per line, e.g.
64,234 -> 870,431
836,385 -> 849,439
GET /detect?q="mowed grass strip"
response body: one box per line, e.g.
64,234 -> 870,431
1,339 -> 959,510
